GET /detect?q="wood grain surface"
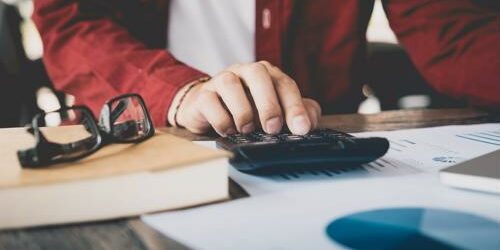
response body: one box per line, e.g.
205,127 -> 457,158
1,108 -> 498,250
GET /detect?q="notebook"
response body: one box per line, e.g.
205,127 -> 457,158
0,127 -> 231,229
440,150 -> 500,194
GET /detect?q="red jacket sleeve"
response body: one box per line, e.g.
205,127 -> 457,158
32,0 -> 208,126
383,0 -> 500,108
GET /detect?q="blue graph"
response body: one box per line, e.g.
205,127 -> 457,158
326,208 -> 500,250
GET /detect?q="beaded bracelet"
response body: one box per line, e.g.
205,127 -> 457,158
172,76 -> 211,127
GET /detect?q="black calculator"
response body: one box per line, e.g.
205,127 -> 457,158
216,128 -> 389,175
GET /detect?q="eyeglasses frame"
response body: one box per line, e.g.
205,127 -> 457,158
17,93 -> 155,168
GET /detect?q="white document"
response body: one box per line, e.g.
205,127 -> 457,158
142,175 -> 500,250
142,123 -> 500,250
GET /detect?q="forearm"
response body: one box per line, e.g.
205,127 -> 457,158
33,0 -> 208,126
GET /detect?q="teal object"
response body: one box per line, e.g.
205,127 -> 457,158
325,208 -> 500,250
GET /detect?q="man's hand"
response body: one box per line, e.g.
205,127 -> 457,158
170,61 -> 321,136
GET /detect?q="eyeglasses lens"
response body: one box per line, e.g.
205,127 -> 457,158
109,96 -> 151,141
36,108 -> 100,160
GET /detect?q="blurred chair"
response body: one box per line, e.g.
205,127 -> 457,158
366,42 -> 467,111
0,1 -> 51,127
365,0 -> 499,111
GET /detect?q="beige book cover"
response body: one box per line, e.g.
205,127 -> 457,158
0,127 -> 231,229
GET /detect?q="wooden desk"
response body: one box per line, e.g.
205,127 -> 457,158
1,108 -> 498,250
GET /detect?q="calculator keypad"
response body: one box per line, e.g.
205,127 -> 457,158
226,128 -> 353,145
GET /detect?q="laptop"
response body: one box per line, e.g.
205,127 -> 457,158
440,150 -> 500,194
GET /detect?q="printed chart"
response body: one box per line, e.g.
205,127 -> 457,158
326,208 -> 500,250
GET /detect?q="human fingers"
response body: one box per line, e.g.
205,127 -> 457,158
185,89 -> 235,136
229,63 -> 283,134
303,98 -> 321,129
258,61 -> 311,135
211,71 -> 255,134
198,91 -> 236,136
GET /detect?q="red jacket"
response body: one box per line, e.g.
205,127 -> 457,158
33,0 -> 500,126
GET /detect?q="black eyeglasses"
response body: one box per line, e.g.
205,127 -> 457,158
17,93 -> 155,168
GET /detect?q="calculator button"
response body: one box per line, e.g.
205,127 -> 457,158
285,135 -> 304,141
262,137 -> 279,142
304,134 -> 323,140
